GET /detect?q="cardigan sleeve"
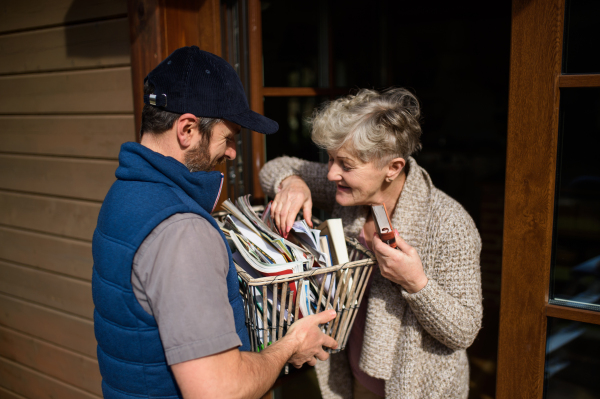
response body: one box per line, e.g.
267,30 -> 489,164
258,156 -> 338,213
401,205 -> 483,351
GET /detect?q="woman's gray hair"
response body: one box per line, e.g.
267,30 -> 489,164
311,88 -> 422,168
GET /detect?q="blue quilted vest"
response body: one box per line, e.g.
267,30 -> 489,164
92,142 -> 250,399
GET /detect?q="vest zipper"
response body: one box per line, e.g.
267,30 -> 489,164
212,173 -> 224,213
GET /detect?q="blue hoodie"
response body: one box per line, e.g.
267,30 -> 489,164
92,142 -> 250,399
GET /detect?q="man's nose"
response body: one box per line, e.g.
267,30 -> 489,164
225,144 -> 236,160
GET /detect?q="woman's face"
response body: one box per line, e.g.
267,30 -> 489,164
327,147 -> 388,207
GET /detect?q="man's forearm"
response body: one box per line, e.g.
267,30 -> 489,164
232,310 -> 338,398
173,336 -> 297,399
173,311 -> 337,399
233,336 -> 297,398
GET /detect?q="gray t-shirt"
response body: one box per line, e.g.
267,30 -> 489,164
132,213 -> 241,365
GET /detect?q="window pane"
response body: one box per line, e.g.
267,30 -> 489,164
544,318 -> 600,399
330,0 -> 382,88
550,88 -> 600,310
563,0 -> 600,74
263,96 -> 328,162
261,0 -> 323,87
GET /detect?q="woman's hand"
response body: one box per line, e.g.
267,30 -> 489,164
372,230 -> 428,294
271,175 -> 313,237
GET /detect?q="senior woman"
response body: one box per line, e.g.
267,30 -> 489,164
258,88 -> 482,399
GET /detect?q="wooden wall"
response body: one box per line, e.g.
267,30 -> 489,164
0,0 -> 134,397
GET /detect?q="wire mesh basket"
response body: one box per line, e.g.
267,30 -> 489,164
235,237 -> 376,353
213,206 -> 377,354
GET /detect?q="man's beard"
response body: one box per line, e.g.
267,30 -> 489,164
184,139 -> 226,173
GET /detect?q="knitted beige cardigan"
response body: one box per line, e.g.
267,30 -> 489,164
259,156 -> 483,399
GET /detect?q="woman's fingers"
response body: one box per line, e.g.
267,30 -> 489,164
272,194 -> 302,237
280,197 -> 300,236
373,231 -> 427,293
273,191 -> 292,235
303,200 -> 313,228
271,175 -> 312,236
272,196 -> 283,234
394,230 -> 415,256
372,232 -> 400,257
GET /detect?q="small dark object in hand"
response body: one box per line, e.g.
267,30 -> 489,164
371,204 -> 397,249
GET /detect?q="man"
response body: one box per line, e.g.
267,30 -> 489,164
92,46 -> 337,399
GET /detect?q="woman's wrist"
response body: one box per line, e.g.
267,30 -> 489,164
404,274 -> 428,294
277,174 -> 301,192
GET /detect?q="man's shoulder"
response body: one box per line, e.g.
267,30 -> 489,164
134,212 -> 229,275
143,212 -> 221,246
153,212 -> 211,229
99,180 -> 185,227
97,181 -> 200,244
104,180 -> 183,209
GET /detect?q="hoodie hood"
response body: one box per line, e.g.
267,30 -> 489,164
116,142 -> 224,213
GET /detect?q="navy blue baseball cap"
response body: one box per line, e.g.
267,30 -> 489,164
143,46 -> 278,134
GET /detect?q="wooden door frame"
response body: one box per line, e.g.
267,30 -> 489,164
128,0 -> 223,139
497,0 -> 600,398
127,0 -> 232,210
496,0 -> 564,397
247,0 -> 266,200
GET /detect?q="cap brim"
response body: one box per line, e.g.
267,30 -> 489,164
225,110 -> 279,135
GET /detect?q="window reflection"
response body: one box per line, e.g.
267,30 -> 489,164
551,88 -> 600,310
544,318 -> 600,398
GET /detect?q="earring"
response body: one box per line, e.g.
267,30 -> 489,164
386,177 -> 393,183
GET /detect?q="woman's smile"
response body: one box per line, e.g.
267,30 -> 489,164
337,183 -> 352,192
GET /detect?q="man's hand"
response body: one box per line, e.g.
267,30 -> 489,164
172,310 -> 337,398
372,230 -> 428,294
271,175 -> 313,237
285,309 -> 338,368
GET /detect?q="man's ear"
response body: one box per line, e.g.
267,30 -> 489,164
386,157 -> 406,181
176,113 -> 198,149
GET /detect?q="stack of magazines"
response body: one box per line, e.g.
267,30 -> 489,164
221,195 -> 309,292
219,195 -> 350,321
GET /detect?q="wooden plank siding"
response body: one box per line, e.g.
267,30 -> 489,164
0,68 -> 133,114
0,227 -> 93,280
0,357 -> 99,399
0,294 -> 96,358
0,260 -> 93,318
0,18 -> 130,75
0,155 -> 118,201
0,0 -> 133,396
0,386 -> 27,399
0,0 -> 127,34
0,326 -> 101,395
0,115 -> 133,158
0,192 -> 100,241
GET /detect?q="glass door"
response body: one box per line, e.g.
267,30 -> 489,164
498,0 -> 600,398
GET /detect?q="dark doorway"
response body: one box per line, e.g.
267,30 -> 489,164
260,1 -> 511,397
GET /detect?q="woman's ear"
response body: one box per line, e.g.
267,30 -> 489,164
386,157 -> 406,181
176,113 -> 198,149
